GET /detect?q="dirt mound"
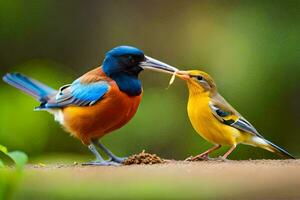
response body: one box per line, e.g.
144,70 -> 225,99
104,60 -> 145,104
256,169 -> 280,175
123,150 -> 165,165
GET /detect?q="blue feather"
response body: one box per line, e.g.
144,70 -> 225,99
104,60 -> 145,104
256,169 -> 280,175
70,80 -> 109,103
110,74 -> 142,96
2,73 -> 56,101
102,46 -> 144,96
43,79 -> 109,108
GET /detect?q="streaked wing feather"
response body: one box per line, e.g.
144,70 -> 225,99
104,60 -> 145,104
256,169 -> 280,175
231,118 -> 263,138
209,96 -> 262,138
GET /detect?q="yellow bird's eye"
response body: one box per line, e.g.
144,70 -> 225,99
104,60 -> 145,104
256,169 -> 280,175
196,76 -> 203,81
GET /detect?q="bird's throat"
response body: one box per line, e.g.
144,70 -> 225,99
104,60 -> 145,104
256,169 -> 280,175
110,73 -> 142,96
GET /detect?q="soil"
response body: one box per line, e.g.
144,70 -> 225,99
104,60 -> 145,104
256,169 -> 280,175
122,151 -> 231,163
19,159 -> 300,199
123,150 -> 166,165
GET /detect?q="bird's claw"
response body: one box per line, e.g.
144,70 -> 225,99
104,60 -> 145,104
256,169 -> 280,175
108,156 -> 128,164
213,156 -> 228,162
82,160 -> 121,166
185,154 -> 210,162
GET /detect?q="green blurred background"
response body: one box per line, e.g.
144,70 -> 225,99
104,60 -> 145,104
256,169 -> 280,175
0,0 -> 299,162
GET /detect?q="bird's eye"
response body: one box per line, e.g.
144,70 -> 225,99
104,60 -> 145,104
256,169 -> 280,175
128,55 -> 135,63
197,76 -> 203,81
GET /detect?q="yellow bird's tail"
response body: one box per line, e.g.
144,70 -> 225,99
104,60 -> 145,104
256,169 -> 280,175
251,136 -> 295,159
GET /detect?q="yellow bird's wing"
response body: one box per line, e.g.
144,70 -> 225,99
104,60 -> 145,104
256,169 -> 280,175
209,94 -> 264,138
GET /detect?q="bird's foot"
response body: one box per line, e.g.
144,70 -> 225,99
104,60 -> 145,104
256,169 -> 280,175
213,156 -> 229,162
185,154 -> 210,162
82,160 -> 121,166
108,156 -> 128,164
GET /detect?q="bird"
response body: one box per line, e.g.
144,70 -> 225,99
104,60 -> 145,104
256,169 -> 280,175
2,45 -> 178,166
175,70 -> 295,160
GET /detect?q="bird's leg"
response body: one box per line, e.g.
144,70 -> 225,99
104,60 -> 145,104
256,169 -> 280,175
221,145 -> 237,160
83,143 -> 120,166
186,145 -> 221,161
92,139 -> 127,164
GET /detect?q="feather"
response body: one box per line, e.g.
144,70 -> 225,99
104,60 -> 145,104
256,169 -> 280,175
3,73 -> 56,101
209,101 -> 263,138
42,78 -> 109,108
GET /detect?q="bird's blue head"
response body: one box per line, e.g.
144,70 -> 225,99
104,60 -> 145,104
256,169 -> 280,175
103,46 -> 145,77
102,46 -> 178,96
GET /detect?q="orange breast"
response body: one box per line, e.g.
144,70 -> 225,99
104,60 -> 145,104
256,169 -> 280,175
62,82 -> 142,145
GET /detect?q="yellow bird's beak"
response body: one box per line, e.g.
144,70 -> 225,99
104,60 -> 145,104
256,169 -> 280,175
175,70 -> 190,81
168,70 -> 190,86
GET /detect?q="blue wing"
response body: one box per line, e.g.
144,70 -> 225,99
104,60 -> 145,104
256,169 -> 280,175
39,79 -> 110,109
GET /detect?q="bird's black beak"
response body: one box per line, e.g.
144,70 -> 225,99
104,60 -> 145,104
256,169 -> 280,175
139,56 -> 178,75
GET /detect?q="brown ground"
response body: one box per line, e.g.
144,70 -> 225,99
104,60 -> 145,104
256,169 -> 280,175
123,150 -> 165,165
18,159 -> 300,200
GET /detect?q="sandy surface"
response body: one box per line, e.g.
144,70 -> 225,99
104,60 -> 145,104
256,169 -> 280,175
16,159 -> 300,199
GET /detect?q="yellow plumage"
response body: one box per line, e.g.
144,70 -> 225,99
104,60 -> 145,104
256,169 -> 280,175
177,70 -> 294,160
187,93 -> 239,146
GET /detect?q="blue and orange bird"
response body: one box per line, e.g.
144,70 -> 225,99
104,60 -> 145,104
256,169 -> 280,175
3,46 -> 178,165
175,70 -> 295,160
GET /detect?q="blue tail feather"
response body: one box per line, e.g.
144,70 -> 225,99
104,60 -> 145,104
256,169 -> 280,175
2,73 -> 56,102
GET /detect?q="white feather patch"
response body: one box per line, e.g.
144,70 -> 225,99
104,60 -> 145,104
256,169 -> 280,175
47,109 -> 64,125
252,137 -> 267,145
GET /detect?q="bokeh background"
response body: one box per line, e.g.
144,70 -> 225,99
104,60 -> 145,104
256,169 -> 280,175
0,0 -> 299,163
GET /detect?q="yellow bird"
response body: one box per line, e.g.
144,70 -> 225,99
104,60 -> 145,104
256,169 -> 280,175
176,70 -> 295,160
